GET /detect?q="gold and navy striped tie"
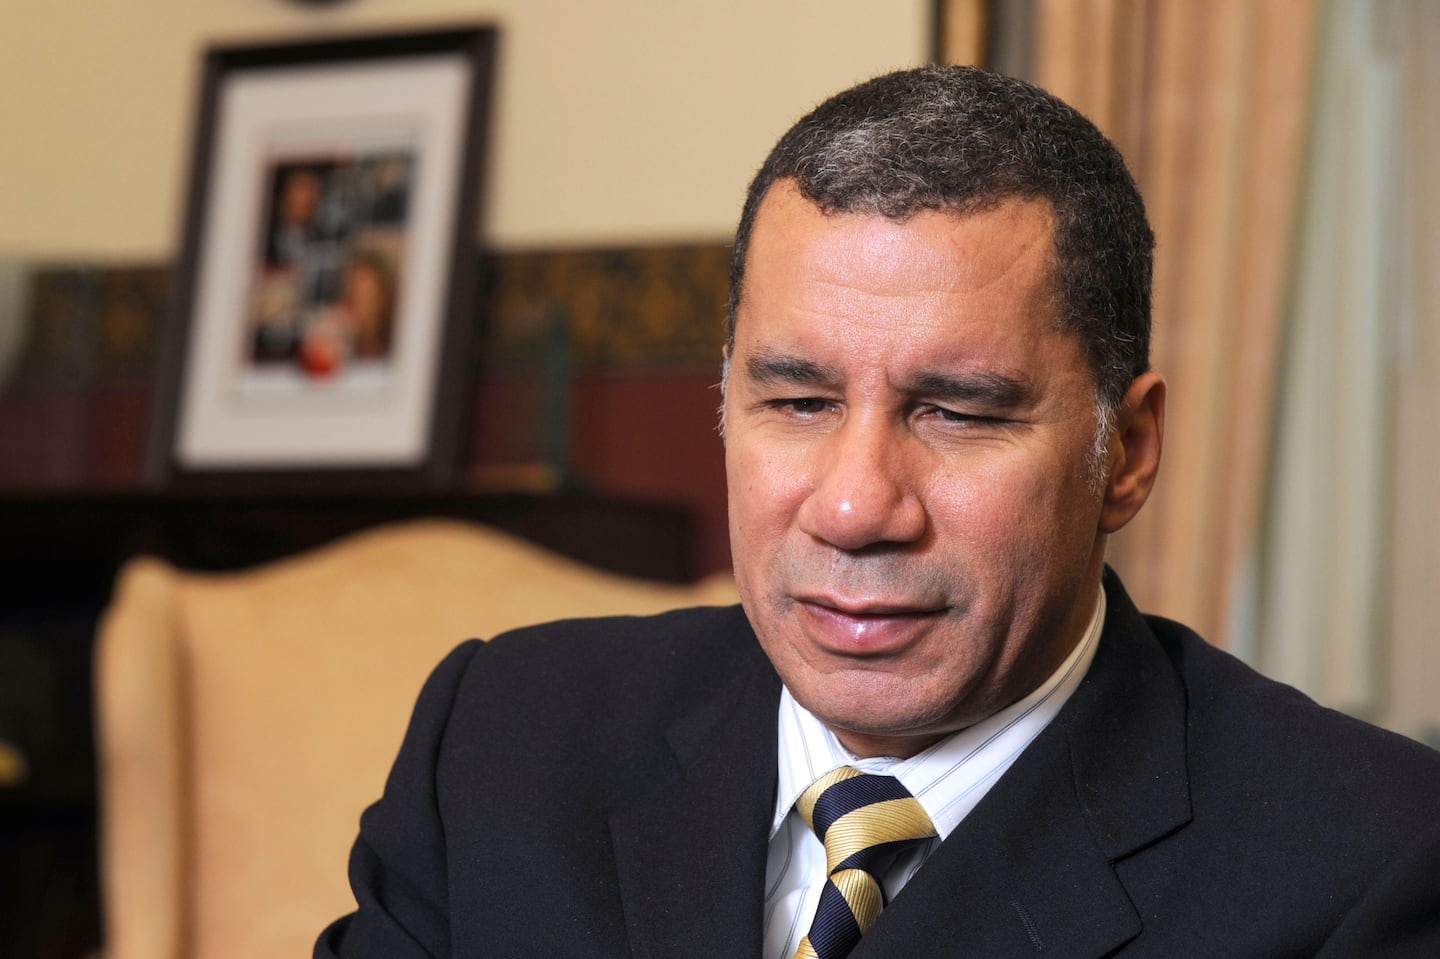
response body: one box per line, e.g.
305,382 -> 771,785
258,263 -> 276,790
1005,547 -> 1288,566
792,766 -> 938,959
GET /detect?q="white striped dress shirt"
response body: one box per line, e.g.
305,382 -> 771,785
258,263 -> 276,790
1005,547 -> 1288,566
761,585 -> 1105,959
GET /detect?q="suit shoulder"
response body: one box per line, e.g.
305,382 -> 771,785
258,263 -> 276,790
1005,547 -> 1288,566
1146,614 -> 1440,816
443,603 -> 769,734
481,603 -> 760,673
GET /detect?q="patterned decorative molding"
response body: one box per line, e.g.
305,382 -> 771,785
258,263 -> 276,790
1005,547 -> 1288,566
5,243 -> 731,388
481,243 -> 730,373
11,266 -> 168,388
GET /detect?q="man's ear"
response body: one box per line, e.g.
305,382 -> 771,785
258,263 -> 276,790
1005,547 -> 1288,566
1101,371 -> 1166,534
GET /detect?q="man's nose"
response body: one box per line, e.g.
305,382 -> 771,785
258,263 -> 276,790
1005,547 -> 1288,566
796,416 -> 927,551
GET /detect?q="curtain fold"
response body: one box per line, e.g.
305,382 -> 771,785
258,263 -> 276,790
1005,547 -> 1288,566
1255,0 -> 1399,712
1385,0 -> 1440,742
1254,0 -> 1440,737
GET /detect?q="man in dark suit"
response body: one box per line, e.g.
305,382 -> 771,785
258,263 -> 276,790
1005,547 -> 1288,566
317,66 -> 1440,958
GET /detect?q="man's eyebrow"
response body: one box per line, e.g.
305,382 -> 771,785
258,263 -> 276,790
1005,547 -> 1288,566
741,353 -> 1034,407
743,352 -> 840,388
907,370 -> 1034,408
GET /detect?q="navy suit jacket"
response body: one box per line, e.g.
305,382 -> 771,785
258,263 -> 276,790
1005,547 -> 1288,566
317,573 -> 1440,957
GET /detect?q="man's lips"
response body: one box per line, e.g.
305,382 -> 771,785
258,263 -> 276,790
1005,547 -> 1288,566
795,596 -> 946,655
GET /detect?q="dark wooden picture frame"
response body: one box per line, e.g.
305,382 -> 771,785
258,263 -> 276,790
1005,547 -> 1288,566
150,26 -> 497,491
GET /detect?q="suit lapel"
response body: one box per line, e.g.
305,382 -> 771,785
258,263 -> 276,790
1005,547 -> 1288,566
851,729 -> 1142,957
610,642 -> 781,959
853,572 -> 1192,958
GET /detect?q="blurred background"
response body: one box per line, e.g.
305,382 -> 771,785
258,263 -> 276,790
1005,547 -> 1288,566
0,1 -> 1436,956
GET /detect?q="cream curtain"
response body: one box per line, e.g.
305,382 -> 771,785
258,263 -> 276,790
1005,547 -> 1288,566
1383,1 -> 1440,744
1255,0 -> 1440,739
998,0 -> 1320,649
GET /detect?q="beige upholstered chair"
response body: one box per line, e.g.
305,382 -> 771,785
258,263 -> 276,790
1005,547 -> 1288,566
94,518 -> 737,959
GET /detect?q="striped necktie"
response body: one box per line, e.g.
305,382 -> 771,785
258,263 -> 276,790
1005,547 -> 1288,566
792,766 -> 938,959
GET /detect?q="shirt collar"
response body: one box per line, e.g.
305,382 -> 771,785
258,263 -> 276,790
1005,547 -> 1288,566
771,581 -> 1105,839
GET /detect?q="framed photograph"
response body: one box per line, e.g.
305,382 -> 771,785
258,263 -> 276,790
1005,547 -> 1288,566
151,26 -> 497,487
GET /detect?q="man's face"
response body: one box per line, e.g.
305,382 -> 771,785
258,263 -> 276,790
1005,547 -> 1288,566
724,182 -> 1115,758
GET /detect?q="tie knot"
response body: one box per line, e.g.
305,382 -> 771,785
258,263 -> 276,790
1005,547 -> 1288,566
797,766 -> 937,875
790,767 -> 938,958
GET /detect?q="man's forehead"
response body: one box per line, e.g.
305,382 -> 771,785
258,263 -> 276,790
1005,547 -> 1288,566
745,181 -> 1060,297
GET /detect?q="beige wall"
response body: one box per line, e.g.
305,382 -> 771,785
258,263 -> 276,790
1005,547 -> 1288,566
0,1 -> 928,259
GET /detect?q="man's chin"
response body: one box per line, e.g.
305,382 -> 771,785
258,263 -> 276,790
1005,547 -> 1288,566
821,718 -> 955,761
803,695 -> 965,759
